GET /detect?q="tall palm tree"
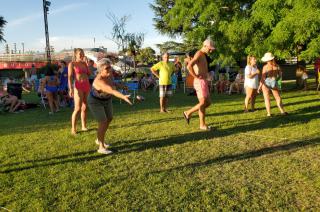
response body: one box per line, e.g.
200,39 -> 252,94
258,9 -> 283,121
0,16 -> 7,42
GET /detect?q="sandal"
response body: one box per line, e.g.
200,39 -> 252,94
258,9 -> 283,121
183,112 -> 190,125
199,126 -> 212,131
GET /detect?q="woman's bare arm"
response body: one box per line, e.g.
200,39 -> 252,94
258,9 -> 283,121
93,79 -> 132,105
68,62 -> 74,97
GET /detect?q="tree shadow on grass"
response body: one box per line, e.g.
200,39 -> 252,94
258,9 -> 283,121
111,116 -> 179,129
207,97 -> 319,117
2,107 -> 318,174
149,136 -> 320,175
284,98 -> 319,107
219,91 -> 318,107
0,150 -> 106,174
114,105 -> 320,155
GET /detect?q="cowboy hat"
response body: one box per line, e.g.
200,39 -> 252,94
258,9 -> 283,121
261,52 -> 275,62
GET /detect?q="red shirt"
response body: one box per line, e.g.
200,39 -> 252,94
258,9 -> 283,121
314,58 -> 320,70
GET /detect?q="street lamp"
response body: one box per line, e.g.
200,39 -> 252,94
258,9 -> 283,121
43,0 -> 51,62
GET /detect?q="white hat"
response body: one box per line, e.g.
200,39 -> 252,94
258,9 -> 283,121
261,52 -> 275,62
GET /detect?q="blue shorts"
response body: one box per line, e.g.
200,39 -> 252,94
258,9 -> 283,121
58,83 -> 68,92
46,86 -> 58,93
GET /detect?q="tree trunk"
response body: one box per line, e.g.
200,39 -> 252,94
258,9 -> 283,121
133,55 -> 136,72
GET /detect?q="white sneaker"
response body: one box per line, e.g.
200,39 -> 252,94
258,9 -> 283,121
97,148 -> 113,155
95,139 -> 110,148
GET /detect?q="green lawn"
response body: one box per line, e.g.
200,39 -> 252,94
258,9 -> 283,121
1,82 -> 320,211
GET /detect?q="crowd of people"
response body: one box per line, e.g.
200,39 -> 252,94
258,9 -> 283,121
2,38 -> 320,155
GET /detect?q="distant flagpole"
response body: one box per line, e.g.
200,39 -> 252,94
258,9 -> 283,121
94,37 -> 95,48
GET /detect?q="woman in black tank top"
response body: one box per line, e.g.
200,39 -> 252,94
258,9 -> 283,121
87,58 -> 132,154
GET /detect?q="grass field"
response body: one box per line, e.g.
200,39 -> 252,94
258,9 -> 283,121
1,82 -> 320,211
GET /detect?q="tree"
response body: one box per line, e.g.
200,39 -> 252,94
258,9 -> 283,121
156,41 -> 184,53
106,13 -> 144,73
151,0 -> 256,65
106,13 -> 130,53
246,0 -> 320,61
136,47 -> 156,65
126,32 -> 144,70
150,0 -> 177,36
0,16 -> 7,42
151,0 -> 320,64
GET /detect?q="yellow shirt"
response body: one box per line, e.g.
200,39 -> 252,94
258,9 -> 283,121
151,61 -> 175,85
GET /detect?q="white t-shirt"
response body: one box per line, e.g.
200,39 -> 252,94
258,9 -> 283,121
244,65 -> 259,89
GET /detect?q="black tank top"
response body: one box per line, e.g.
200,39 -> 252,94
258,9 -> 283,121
90,86 -> 112,100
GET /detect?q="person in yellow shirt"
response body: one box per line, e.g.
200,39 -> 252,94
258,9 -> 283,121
151,52 -> 175,112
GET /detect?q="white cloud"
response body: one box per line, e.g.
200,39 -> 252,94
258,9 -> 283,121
6,3 -> 89,28
7,14 -> 42,28
50,3 -> 89,15
29,36 -> 119,52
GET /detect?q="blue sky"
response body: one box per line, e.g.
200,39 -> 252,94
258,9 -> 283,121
0,0 -> 180,54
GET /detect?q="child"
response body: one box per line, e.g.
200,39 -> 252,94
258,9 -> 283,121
301,68 -> 308,91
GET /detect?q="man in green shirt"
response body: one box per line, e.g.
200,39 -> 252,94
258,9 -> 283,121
151,52 -> 175,113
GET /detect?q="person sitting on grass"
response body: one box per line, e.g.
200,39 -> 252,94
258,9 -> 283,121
216,72 -> 230,94
0,94 -> 22,113
228,71 -> 244,95
296,65 -> 308,91
22,78 -> 32,93
88,58 -> 132,154
141,73 -> 156,91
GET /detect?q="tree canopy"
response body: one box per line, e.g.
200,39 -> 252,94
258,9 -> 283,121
0,16 -> 7,42
136,47 -> 156,65
151,0 -> 320,64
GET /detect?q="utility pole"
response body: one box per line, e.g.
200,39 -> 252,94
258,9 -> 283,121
22,42 -> 24,54
43,0 -> 51,62
13,43 -> 17,54
5,43 -> 9,54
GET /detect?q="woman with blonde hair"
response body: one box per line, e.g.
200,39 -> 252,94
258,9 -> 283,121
68,48 -> 91,134
244,55 -> 260,112
260,52 -> 287,117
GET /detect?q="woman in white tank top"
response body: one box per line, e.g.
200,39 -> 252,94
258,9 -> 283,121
244,55 -> 260,112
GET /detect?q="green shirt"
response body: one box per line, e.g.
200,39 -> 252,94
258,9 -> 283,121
151,61 -> 175,85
